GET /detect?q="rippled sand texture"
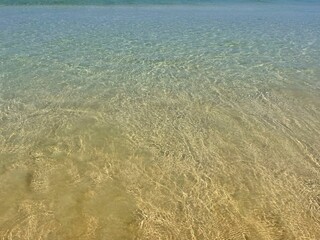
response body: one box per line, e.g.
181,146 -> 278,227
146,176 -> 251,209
1,5 -> 320,240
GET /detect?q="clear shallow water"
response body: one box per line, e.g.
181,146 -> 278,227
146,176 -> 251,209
0,4 -> 320,240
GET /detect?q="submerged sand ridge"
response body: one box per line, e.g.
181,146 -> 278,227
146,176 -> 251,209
0,5 -> 320,240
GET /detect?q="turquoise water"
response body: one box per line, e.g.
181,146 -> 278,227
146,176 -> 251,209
1,0 -> 320,5
0,3 -> 320,240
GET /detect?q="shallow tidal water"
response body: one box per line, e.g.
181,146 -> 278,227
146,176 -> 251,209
0,4 -> 320,240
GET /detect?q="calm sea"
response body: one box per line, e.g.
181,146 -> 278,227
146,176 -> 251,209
0,1 -> 319,239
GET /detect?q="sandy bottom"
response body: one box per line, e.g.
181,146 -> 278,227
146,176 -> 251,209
0,6 -> 320,240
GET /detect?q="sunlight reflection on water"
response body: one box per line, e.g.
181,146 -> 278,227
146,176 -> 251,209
0,5 -> 320,240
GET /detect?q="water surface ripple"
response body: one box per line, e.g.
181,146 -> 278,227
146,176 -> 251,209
0,5 -> 320,240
